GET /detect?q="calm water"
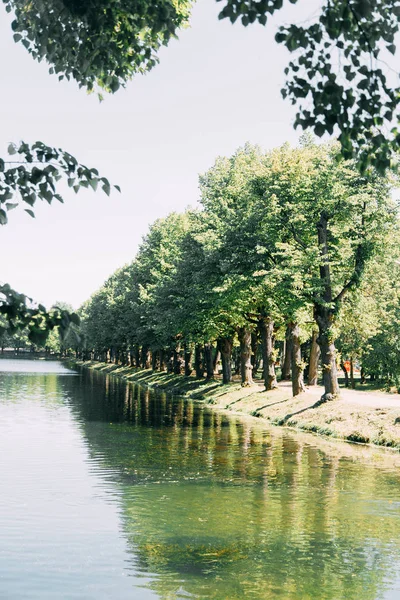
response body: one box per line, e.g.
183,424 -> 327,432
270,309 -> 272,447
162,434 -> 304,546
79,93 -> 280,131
1,360 -> 400,599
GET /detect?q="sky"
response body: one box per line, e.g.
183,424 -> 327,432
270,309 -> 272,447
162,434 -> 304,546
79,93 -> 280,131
0,0 -> 319,309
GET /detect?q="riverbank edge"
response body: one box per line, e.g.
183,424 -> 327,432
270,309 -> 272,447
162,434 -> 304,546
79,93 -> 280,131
69,360 -> 400,451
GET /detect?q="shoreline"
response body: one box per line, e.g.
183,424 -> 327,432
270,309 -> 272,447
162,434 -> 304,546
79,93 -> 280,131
70,360 -> 400,452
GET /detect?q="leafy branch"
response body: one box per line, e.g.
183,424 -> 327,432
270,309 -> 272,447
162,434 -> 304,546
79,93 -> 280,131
0,283 -> 80,345
0,140 -> 120,224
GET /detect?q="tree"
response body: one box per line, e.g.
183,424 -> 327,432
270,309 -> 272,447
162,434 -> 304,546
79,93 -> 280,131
198,145 -> 283,390
252,140 -> 396,399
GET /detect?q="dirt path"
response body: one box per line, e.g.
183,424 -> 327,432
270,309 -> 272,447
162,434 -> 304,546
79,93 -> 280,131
277,380 -> 400,408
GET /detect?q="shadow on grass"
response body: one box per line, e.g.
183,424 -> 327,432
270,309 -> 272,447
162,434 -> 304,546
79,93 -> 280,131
273,397 -> 327,426
253,396 -> 292,414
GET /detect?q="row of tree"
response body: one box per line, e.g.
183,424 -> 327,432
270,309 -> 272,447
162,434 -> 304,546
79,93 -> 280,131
4,140 -> 399,398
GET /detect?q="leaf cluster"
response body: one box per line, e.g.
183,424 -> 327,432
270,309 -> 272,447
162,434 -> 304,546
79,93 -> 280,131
0,140 -> 119,224
5,0 -> 193,94
218,0 -> 400,173
0,283 -> 79,345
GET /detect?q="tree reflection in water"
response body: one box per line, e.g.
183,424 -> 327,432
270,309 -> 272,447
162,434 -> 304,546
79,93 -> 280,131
61,369 -> 400,600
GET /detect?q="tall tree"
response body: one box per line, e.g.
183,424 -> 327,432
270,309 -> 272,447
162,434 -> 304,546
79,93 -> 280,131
253,141 -> 396,399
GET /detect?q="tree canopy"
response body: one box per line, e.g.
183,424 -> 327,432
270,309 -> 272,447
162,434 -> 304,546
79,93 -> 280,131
5,0 -> 400,171
77,141 -> 400,398
5,0 -> 193,95
218,0 -> 400,173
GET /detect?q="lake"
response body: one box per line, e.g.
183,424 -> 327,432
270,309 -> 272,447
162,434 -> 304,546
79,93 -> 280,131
1,359 -> 400,599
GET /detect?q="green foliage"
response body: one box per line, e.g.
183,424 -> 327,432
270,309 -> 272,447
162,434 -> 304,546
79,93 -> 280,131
79,140 -> 398,393
217,0 -> 400,174
0,141 -> 119,224
5,0 -> 400,171
0,139 -> 116,337
0,284 -> 79,345
5,0 -> 193,94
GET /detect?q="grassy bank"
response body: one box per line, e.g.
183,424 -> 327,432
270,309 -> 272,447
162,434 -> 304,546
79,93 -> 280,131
72,360 -> 400,451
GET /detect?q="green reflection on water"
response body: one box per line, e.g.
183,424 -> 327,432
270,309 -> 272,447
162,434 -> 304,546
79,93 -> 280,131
62,369 -> 400,600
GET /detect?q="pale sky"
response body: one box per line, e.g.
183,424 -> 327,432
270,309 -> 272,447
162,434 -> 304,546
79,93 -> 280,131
0,0 -> 318,309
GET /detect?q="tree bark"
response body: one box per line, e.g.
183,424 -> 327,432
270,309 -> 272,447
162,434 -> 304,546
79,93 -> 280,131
350,357 -> 355,389
290,322 -> 306,396
194,345 -> 204,379
234,347 -> 241,376
259,317 -> 278,391
173,345 -> 182,375
315,212 -> 340,399
251,332 -> 259,378
134,345 -> 140,368
281,326 -> 292,380
204,343 -> 214,380
159,349 -> 167,371
166,350 -> 174,373
213,349 -> 221,375
219,337 -> 233,384
152,350 -> 160,371
308,329 -> 320,386
316,322 -> 340,398
238,326 -> 254,387
141,345 -> 151,369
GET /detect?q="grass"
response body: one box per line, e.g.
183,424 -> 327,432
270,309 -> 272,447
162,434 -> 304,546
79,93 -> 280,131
70,360 -> 400,452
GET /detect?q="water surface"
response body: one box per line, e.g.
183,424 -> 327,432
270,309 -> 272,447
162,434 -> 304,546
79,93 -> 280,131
1,358 -> 400,599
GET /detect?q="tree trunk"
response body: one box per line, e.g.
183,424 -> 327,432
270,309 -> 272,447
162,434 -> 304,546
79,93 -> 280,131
234,347 -> 241,376
152,350 -> 160,371
173,345 -> 182,375
315,212 -> 340,400
350,357 -> 355,389
159,349 -> 167,371
213,349 -> 221,375
259,317 -> 278,391
184,344 -> 192,377
251,332 -> 259,378
204,343 -> 214,380
316,322 -> 340,398
167,351 -> 174,374
133,345 -> 140,368
360,367 -> 366,384
340,360 -> 349,387
281,326 -> 292,380
291,322 -> 306,396
194,345 -> 204,379
308,329 -> 320,386
110,347 -> 116,363
238,326 -> 254,387
141,345 -> 150,369
219,337 -> 233,384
